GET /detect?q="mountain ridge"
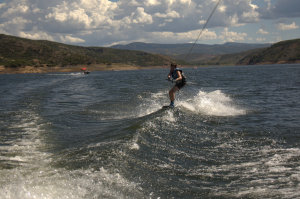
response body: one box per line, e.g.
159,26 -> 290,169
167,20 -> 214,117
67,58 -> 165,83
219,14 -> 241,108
0,34 -> 299,74
111,42 -> 271,59
0,34 -> 172,69
237,39 -> 300,65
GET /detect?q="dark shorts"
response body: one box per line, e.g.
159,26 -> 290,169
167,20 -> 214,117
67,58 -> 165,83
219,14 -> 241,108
175,78 -> 186,89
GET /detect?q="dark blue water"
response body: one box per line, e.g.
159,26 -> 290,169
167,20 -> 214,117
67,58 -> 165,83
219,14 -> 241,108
0,64 -> 299,198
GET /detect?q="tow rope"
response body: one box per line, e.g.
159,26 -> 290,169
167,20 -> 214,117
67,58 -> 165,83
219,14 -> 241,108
184,0 -> 222,61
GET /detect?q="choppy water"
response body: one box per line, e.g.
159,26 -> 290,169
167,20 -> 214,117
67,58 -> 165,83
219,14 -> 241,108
0,64 -> 299,199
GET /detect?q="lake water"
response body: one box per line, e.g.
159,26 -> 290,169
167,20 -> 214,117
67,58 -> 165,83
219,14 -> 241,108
0,64 -> 299,198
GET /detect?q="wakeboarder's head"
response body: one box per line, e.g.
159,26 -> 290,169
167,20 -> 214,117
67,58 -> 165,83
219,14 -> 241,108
170,63 -> 177,70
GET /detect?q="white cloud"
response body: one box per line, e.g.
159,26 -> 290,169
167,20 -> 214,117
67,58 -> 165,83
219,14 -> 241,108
154,10 -> 180,19
249,2 -> 258,10
242,10 -> 259,22
131,7 -> 153,24
145,0 -> 161,7
179,0 -> 191,5
257,28 -> 269,35
0,17 -> 31,35
218,5 -> 226,13
264,0 -> 271,10
165,0 -> 175,6
219,28 -> 247,42
128,0 -> 140,6
0,0 -> 298,46
19,31 -> 54,41
256,37 -> 266,42
45,0 -> 117,29
2,4 -> 29,17
199,20 -> 206,25
150,29 -> 217,43
178,29 -> 217,41
228,14 -> 244,27
0,3 -> 6,9
60,35 -> 85,43
277,22 -> 299,31
46,6 -> 92,27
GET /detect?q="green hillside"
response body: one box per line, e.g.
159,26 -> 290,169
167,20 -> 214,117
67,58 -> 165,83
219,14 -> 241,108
190,49 -> 260,65
0,34 -> 172,68
112,42 -> 271,62
1,34 -> 299,71
189,38 -> 300,66
238,39 -> 300,65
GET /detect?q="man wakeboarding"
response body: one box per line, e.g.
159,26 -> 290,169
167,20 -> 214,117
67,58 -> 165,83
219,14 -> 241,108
167,63 -> 186,108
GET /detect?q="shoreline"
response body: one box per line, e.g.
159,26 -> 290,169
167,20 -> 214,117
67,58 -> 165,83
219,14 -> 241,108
1,62 -> 299,74
0,64 -> 170,74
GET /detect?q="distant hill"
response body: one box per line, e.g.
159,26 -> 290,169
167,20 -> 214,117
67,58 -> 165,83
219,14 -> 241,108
237,39 -> 300,65
1,34 -> 299,72
111,42 -> 271,62
0,34 -> 172,68
192,38 -> 300,66
187,50 -> 255,66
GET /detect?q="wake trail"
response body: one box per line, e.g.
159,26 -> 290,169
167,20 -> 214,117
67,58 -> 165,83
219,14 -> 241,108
138,89 -> 247,118
178,90 -> 247,116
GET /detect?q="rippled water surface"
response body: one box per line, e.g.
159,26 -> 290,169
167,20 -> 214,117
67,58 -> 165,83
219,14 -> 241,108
0,64 -> 299,198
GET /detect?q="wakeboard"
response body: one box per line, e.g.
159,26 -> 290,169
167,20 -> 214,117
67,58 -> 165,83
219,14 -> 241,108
162,105 -> 174,109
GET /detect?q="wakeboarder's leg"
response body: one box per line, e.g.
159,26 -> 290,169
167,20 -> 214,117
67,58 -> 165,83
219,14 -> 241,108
169,86 -> 179,107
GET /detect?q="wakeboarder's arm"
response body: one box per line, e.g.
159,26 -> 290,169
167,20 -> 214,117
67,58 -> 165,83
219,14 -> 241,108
174,71 -> 182,82
167,71 -> 172,80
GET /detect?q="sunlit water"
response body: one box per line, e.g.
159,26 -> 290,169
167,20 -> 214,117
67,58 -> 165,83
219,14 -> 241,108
0,64 -> 299,198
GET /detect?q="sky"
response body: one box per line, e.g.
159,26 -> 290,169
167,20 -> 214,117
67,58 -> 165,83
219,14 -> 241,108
0,0 -> 299,46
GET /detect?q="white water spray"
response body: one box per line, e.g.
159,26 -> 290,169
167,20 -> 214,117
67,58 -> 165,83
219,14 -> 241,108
179,90 -> 246,116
